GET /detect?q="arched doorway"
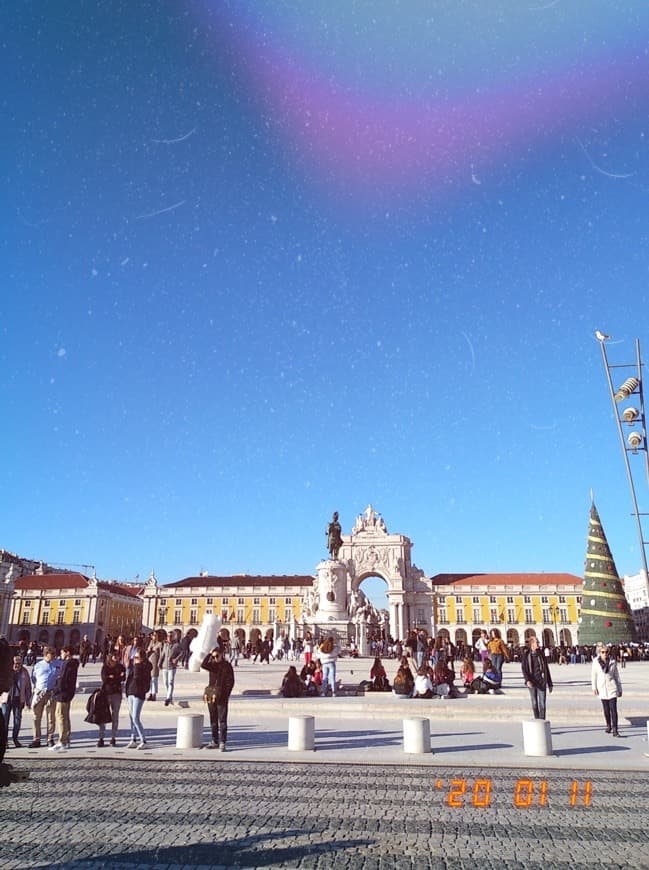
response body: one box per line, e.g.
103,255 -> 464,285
507,628 -> 519,647
18,630 -> 30,643
54,629 -> 65,649
524,628 -> 537,642
235,627 -> 246,645
559,628 -> 573,646
70,629 -> 81,650
454,628 -> 468,649
38,629 -> 49,644
542,628 -> 554,648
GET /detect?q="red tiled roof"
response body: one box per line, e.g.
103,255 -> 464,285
97,580 -> 142,598
163,574 -> 314,589
15,572 -> 90,590
431,572 -> 582,587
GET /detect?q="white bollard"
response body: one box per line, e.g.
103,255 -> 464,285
176,713 -> 204,749
522,719 -> 553,756
288,715 -> 315,751
403,717 -> 431,754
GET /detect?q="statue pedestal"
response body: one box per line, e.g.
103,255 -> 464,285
315,560 -> 348,620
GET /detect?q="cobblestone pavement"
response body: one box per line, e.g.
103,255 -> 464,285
2,759 -> 647,869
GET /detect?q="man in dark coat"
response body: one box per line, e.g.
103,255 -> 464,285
51,646 -> 79,750
201,647 -> 235,751
521,635 -> 553,719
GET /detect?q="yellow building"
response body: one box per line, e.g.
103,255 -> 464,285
8,572 -> 143,650
431,572 -> 583,650
141,573 -> 313,646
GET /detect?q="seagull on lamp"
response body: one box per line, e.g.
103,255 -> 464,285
595,330 -> 611,342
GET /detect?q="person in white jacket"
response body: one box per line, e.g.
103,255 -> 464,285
591,644 -> 623,737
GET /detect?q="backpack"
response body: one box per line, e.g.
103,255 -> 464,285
84,688 -> 113,725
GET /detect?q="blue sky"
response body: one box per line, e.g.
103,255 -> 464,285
3,1 -> 649,610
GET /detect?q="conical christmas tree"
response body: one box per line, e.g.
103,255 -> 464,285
579,501 -> 637,645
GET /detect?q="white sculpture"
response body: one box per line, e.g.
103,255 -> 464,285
188,613 -> 221,672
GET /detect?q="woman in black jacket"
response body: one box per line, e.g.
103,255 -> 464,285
125,651 -> 152,749
98,651 -> 126,747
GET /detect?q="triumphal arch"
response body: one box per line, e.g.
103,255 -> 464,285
301,505 -> 433,652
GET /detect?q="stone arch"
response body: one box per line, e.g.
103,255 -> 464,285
235,627 -> 246,645
542,628 -> 554,648
38,629 -> 49,644
560,628 -> 573,646
506,628 -> 519,647
70,629 -> 81,649
454,628 -> 468,648
249,628 -> 262,646
524,627 -> 537,642
472,627 -> 486,646
18,629 -> 30,643
54,629 -> 65,650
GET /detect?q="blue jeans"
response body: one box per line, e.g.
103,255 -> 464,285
528,686 -> 547,719
127,695 -> 145,743
149,675 -> 159,696
162,668 -> 176,701
491,653 -> 504,676
322,661 -> 337,696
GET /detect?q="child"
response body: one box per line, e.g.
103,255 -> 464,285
460,657 -> 476,691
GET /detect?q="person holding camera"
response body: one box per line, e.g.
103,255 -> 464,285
201,647 -> 235,751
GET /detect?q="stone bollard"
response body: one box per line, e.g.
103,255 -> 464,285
288,715 -> 315,751
176,713 -> 204,749
403,717 -> 431,754
522,719 -> 553,756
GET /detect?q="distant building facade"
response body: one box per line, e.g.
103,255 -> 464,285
430,573 -> 583,649
8,571 -> 143,649
622,570 -> 649,642
141,572 -> 313,647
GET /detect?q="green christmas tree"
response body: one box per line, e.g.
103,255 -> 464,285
579,501 -> 637,646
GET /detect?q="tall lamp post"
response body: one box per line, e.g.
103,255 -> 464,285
597,334 -> 649,600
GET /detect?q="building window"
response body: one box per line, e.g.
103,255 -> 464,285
160,599 -> 167,606
268,609 -> 276,622
473,608 -> 481,623
269,597 -> 276,605
44,600 -> 50,607
560,608 -> 568,623
74,599 -> 81,607
438,595 -> 446,604
525,608 -> 533,623
57,612 -> 65,625
252,609 -> 260,623
489,596 -> 496,604
24,600 -> 31,608
507,608 -> 516,623
576,596 -> 582,604
175,599 -> 182,605
472,596 -> 480,604
190,610 -> 198,625
222,598 -> 228,606
541,596 -> 549,604
237,609 -> 245,623
159,608 -> 167,623
191,598 -> 198,606
174,610 -> 182,624
524,595 -> 531,604
542,608 -> 550,623
456,608 -> 465,624
490,608 -> 498,623
438,608 -> 448,624
559,595 -> 566,604
253,597 -> 260,605
416,608 -> 426,625
22,613 -> 30,625
72,611 -> 80,624
506,596 -> 514,604
285,598 -> 292,605
206,598 -> 213,605
455,596 -> 462,604
238,598 -> 245,605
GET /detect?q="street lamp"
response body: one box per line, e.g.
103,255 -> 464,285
596,333 -> 649,593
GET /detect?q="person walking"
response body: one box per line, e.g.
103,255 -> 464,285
146,631 -> 163,701
5,655 -> 32,747
29,646 -> 60,748
201,646 -> 235,750
98,650 -> 126,746
159,630 -> 182,706
521,636 -> 553,719
50,646 -> 79,751
487,629 -> 510,679
592,643 -> 623,737
318,636 -> 340,697
125,650 -> 152,749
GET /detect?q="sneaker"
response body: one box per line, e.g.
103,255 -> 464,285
219,743 -> 226,752
47,739 -> 55,747
136,742 -> 147,750
126,741 -> 137,749
164,699 -> 171,707
97,738 -> 105,747
28,740 -> 41,749
48,743 -> 63,752
110,738 -> 116,747
206,741 -> 218,749
60,744 -> 70,752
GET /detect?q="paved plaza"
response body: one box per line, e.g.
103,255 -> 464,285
2,658 -> 649,868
